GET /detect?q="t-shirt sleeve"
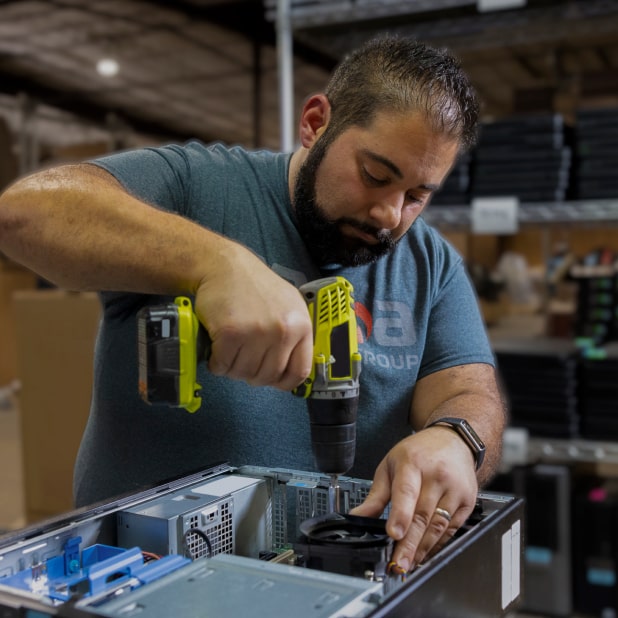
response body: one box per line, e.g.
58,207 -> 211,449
89,145 -> 193,216
418,252 -> 496,379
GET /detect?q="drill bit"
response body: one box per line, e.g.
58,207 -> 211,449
328,474 -> 340,513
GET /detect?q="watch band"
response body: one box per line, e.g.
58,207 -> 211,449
426,417 -> 486,471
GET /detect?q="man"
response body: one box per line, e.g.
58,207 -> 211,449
0,35 -> 506,573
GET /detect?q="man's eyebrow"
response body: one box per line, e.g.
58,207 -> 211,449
362,149 -> 440,191
363,149 -> 403,179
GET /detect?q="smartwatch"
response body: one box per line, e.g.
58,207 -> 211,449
426,417 -> 486,471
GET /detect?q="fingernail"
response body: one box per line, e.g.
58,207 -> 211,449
397,557 -> 410,573
391,525 -> 404,540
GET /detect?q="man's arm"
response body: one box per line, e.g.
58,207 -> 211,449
351,362 -> 507,572
1,163 -> 241,293
0,163 -> 313,390
412,362 -> 506,486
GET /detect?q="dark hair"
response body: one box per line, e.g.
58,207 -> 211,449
324,35 -> 480,151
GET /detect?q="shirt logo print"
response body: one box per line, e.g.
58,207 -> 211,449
355,300 -> 420,370
355,300 -> 416,346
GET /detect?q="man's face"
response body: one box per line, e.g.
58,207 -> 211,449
293,110 -> 460,267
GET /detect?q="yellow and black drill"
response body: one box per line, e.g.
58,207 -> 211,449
137,276 -> 362,512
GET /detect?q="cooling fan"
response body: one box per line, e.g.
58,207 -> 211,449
300,513 -> 390,547
295,513 -> 394,578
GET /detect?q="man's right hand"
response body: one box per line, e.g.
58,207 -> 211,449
194,244 -> 314,392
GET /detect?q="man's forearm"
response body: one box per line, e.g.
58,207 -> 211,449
0,163 -> 232,295
411,363 -> 508,486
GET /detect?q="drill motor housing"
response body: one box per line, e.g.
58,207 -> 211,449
294,277 -> 362,477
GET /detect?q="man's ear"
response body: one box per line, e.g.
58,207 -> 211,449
298,94 -> 331,148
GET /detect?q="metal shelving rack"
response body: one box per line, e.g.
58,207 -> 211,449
527,437 -> 618,466
424,199 -> 618,230
502,428 -> 618,470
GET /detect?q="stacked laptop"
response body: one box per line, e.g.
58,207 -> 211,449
431,152 -> 472,206
573,107 -> 618,199
470,113 -> 573,203
493,338 -> 580,438
578,342 -> 618,440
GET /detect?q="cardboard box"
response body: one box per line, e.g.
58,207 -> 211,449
0,261 -> 37,385
13,290 -> 101,522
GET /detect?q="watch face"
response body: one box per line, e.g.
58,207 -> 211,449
460,419 -> 486,449
430,417 -> 486,470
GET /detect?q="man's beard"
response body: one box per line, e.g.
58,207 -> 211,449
293,139 -> 397,268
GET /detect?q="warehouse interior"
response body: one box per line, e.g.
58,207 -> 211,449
1,0 -> 618,616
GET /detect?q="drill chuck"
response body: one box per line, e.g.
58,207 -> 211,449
307,395 -> 359,476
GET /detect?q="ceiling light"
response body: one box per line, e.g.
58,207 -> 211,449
96,57 -> 119,78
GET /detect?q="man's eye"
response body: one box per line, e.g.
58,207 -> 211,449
361,167 -> 388,186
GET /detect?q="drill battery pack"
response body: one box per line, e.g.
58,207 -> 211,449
137,297 -> 205,413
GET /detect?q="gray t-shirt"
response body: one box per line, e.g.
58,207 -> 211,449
73,141 -> 494,506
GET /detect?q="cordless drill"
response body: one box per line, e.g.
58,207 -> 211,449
137,276 -> 362,511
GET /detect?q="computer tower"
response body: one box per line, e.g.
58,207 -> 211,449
512,464 -> 573,616
573,480 -> 618,615
0,464 -> 525,618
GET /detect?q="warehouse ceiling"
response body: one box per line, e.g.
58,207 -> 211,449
0,0 -> 617,168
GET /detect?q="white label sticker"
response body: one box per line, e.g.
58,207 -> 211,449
472,196 -> 519,234
511,520 -> 521,600
502,519 -> 522,608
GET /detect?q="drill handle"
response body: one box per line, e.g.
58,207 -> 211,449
196,322 -> 212,362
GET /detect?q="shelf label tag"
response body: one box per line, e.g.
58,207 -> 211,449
471,196 -> 519,234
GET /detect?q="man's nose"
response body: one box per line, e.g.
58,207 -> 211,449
368,191 -> 404,230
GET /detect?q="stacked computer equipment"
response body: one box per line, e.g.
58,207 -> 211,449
431,152 -> 471,206
578,342 -> 618,441
569,252 -> 618,346
573,479 -> 618,616
470,113 -> 572,203
573,106 -> 618,199
493,338 -> 580,438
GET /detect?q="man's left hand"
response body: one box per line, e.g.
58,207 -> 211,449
350,426 -> 478,572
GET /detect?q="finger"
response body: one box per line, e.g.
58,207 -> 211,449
208,318 -> 312,389
387,475 -> 451,570
235,331 -> 312,390
393,500 -> 474,571
268,332 -> 314,392
383,467 -> 422,542
388,493 -> 439,572
426,517 -> 460,560
421,502 -> 475,561
349,463 -> 393,519
207,329 -> 245,377
222,339 -> 275,384
409,503 -> 461,565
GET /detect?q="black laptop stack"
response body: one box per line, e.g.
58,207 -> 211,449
573,107 -> 618,200
570,258 -> 618,346
470,113 -> 572,203
578,342 -> 618,441
431,153 -> 471,206
493,338 -> 580,438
